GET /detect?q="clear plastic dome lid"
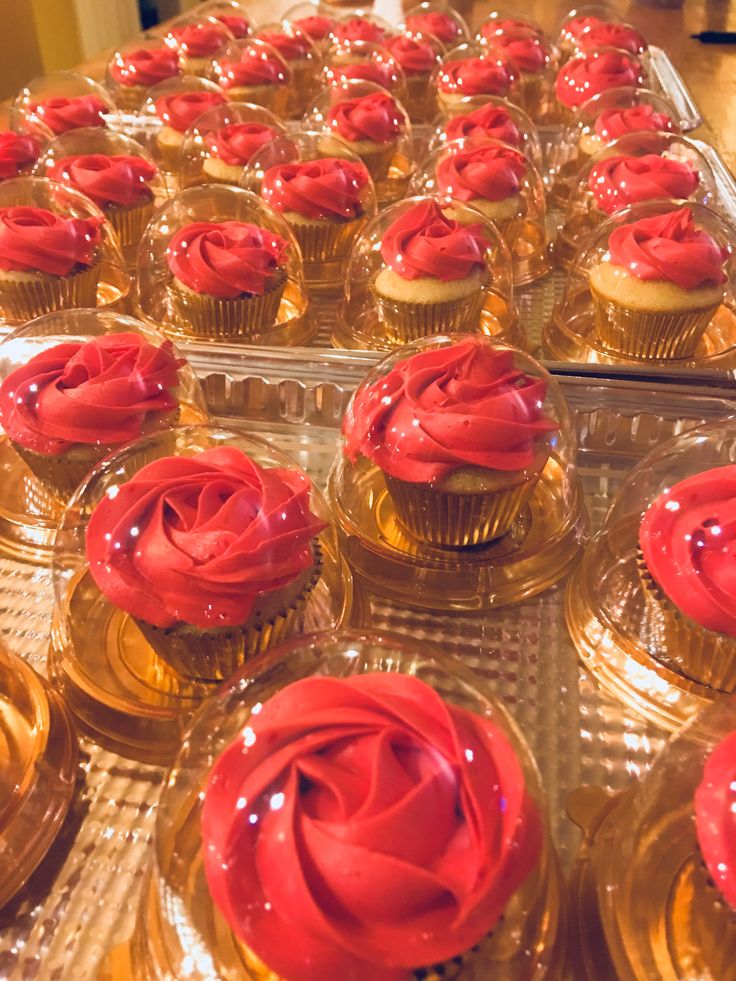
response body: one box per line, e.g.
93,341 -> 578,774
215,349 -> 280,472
554,47 -> 648,115
412,136 -> 549,286
0,107 -> 51,184
318,38 -> 406,99
198,0 -> 253,40
403,1 -> 470,46
105,36 -> 183,111
283,2 -> 337,45
330,11 -> 394,47
476,26 -> 553,120
209,38 -> 291,118
556,3 -> 621,49
428,94 -> 542,169
162,13 -> 235,75
135,183 -> 315,345
141,629 -> 565,980
14,71 -> 116,137
430,42 -> 522,117
253,21 -> 320,118
476,8 -> 546,43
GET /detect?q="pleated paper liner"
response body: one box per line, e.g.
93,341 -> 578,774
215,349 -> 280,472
227,86 -> 290,118
591,289 -> 718,360
0,261 -> 100,322
155,136 -> 183,174
402,74 -> 431,122
355,143 -> 396,182
106,199 -> 154,250
168,268 -> 287,338
288,215 -> 362,263
519,73 -> 545,120
113,85 -> 146,112
636,549 -> 736,692
688,850 -> 736,981
12,441 -> 115,502
384,473 -> 539,547
371,285 -> 487,343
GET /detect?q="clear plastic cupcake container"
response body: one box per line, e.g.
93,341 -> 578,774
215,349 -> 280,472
253,21 -> 321,118
283,1 -> 337,49
430,41 -> 522,117
198,0 -> 253,40
208,38 -> 292,117
477,26 -> 554,120
428,94 -> 543,169
555,3 -> 622,57
476,9 -> 547,44
402,1 -> 470,46
161,13 -> 235,77
14,71 -> 116,137
105,36 -> 183,112
317,38 -> 407,102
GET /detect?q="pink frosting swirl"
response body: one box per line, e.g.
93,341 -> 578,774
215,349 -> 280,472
167,220 -> 288,298
490,33 -> 548,74
576,21 -> 647,55
608,206 -> 728,289
563,15 -> 605,41
438,57 -> 514,98
85,447 -> 326,628
437,143 -> 526,203
328,91 -> 403,144
213,12 -> 250,39
639,465 -> 736,636
110,47 -> 182,88
480,17 -> 543,40
0,206 -> 102,276
171,21 -> 231,58
695,730 -> 736,909
256,30 -> 312,61
49,154 -> 157,208
218,50 -> 288,88
594,103 -> 676,140
385,34 -> 437,76
31,95 -> 108,135
589,154 -> 700,215
205,122 -> 278,166
444,103 -> 521,147
0,131 -> 41,180
344,339 -> 559,482
0,333 -> 182,455
293,15 -> 335,41
405,11 -> 461,44
333,17 -> 386,44
201,671 -> 542,981
333,60 -> 399,90
555,52 -> 644,109
155,91 -> 227,132
261,157 -> 368,219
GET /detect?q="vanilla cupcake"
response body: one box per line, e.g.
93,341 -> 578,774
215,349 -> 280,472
579,102 -> 677,159
108,44 -> 182,111
255,26 -> 315,117
484,29 -> 550,120
326,89 -> 405,181
202,121 -> 280,184
154,91 -> 227,172
214,43 -> 290,115
437,141 -> 527,232
168,19 -> 233,76
555,51 -> 645,120
384,33 -> 441,122
435,56 -> 516,111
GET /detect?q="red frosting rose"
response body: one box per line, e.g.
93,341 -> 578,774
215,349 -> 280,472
201,671 -> 542,981
32,95 -> 108,135
171,21 -> 231,58
109,47 -> 182,88
155,91 -> 227,132
167,220 -> 288,298
256,30 -> 311,60
213,12 -> 250,39
85,446 -> 326,628
438,57 -> 514,97
594,104 -> 675,141
333,17 -> 386,44
589,154 -> 700,215
205,122 -> 278,166
405,10 -> 461,44
563,14 -> 605,41
608,206 -> 727,289
576,21 -> 647,55
695,730 -> 736,909
262,157 -> 368,220
444,103 -> 521,147
328,91 -> 403,144
555,51 -> 644,109
479,17 -> 543,40
218,50 -> 288,88
437,143 -> 526,202
293,15 -> 335,41
332,60 -> 398,90
385,34 -> 438,76
344,339 -> 558,482
0,206 -> 102,276
49,154 -> 158,208
0,333 -> 182,455
488,33 -> 548,74
0,131 -> 41,180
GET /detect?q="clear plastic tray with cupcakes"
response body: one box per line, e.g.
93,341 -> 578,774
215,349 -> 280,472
0,308 -> 206,563
331,194 -> 525,349
403,1 -> 470,47
411,136 -> 550,286
160,12 -> 235,77
317,37 -> 407,107
0,106 -> 52,184
429,94 -> 543,170
566,417 -> 736,733
198,0 -> 253,40
135,183 -> 317,345
208,38 -> 291,116
477,25 -> 554,122
100,629 -> 567,981
382,31 -> 443,124
429,42 -> 522,118
14,70 -> 116,138
105,36 -> 183,113
328,335 -> 586,611
544,199 -> 736,367
552,47 -> 648,126
253,21 -> 321,118
48,425 -> 352,765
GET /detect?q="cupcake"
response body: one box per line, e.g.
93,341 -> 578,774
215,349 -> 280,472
344,337 -> 559,546
444,101 -> 522,147
202,122 -> 280,184
332,16 -> 387,45
0,206 -> 103,322
385,34 -> 440,122
574,21 -> 647,56
170,20 -> 233,75
328,54 -> 401,92
154,91 -> 227,171
437,142 -> 527,232
261,157 -> 369,264
0,130 -> 42,180
579,101 -> 677,157
166,219 -> 289,337
85,446 -> 326,679
202,671 -> 543,978
588,153 -> 700,216
406,9 -> 464,45
638,465 -> 736,690
589,206 -> 727,359
485,31 -> 550,118
49,154 -> 159,251
255,28 -> 314,116
30,95 -> 108,136
326,90 -> 404,181
436,57 -> 516,110
0,332 -> 183,499
292,14 -> 335,43
108,46 -> 182,110
215,47 -> 290,114
371,199 -> 489,342
555,52 -> 645,116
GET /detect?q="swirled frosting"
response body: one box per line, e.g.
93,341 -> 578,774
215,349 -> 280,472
293,15 -> 334,41
594,103 -> 676,141
695,730 -> 736,909
155,91 -> 227,132
0,333 -> 182,455
385,34 -> 438,76
0,206 -> 102,275
205,122 -> 279,166
607,206 -> 727,289
32,95 -> 108,135
218,51 -> 288,88
333,60 -> 398,90
86,447 -> 326,628
0,131 -> 41,180
576,21 -> 647,55
262,158 -> 368,220
201,671 -> 542,980
555,52 -> 643,109
589,154 -> 700,215
490,33 -> 548,74
256,30 -> 312,61
167,220 -> 288,298
333,17 -> 386,44
438,57 -> 514,97
406,10 -> 461,43
171,21 -> 231,57
437,143 -> 526,203
563,15 -> 605,41
109,46 -> 181,87
480,17 -> 543,40
49,154 -> 157,208
213,12 -> 250,39
639,465 -> 736,636
444,103 -> 521,147
328,91 -> 403,144
344,338 -> 559,481
379,200 -> 486,284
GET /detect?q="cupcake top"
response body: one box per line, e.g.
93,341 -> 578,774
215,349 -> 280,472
438,57 -> 514,98
695,730 -> 736,909
86,446 -> 326,628
201,671 -> 542,979
255,29 -> 312,61
588,154 -> 700,216
212,12 -> 250,38
155,91 -> 227,133
437,143 -> 526,203
0,131 -> 41,181
333,60 -> 399,90
218,51 -> 288,89
639,465 -> 736,636
109,46 -> 182,88
489,32 -> 548,74
167,220 -> 289,298
385,34 -> 438,76
605,206 -> 727,289
593,103 -> 676,141
32,95 -> 108,135
333,17 -> 386,45
0,333 -> 182,455
170,21 -> 232,58
576,21 -> 647,55
555,52 -> 644,109
205,122 -> 279,166
293,15 -> 335,42
344,338 -> 559,481
0,206 -> 102,276
327,91 -> 404,145
444,103 -> 521,147
49,154 -> 158,209
261,158 -> 369,220
562,14 -> 606,42
406,10 -> 461,44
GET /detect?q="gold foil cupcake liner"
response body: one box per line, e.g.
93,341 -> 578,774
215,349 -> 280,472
107,199 -> 155,250
156,137 -> 183,173
12,441 -> 113,501
384,473 -> 538,547
0,262 -> 100,323
403,74 -> 431,122
114,85 -> 146,112
290,217 -> 360,263
690,852 -> 736,981
357,144 -> 396,182
591,290 -> 717,360
169,269 -> 287,338
372,286 -> 486,343
520,73 -> 545,120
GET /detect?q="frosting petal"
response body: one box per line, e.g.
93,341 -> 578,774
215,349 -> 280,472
695,731 -> 736,910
